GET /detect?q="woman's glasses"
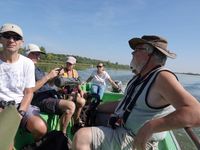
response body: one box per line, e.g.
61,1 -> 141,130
97,65 -> 103,68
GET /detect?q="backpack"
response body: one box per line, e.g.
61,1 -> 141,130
82,93 -> 101,126
22,130 -> 71,150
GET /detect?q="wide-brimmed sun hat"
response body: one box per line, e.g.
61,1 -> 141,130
25,44 -> 46,56
128,35 -> 176,59
0,23 -> 23,38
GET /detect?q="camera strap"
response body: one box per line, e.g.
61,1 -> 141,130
0,100 -> 16,109
122,66 -> 160,123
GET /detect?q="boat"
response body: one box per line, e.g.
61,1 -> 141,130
14,83 -> 199,150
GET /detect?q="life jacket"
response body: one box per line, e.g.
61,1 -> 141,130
62,69 -> 79,95
63,69 -> 78,78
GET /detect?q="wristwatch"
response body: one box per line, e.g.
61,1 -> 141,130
18,110 -> 26,117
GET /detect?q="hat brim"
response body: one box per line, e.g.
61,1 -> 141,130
66,61 -> 75,65
27,51 -> 46,56
129,38 -> 176,59
32,51 -> 46,54
0,29 -> 23,38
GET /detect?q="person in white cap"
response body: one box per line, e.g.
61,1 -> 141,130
26,44 -> 75,136
63,56 -> 86,133
0,23 -> 47,148
73,35 -> 200,150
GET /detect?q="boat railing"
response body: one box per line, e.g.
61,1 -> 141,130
184,127 -> 200,149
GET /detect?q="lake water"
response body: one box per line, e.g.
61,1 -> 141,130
79,69 -> 200,99
79,68 -> 200,150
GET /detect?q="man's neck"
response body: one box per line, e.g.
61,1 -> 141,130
0,51 -> 20,63
139,64 -> 161,77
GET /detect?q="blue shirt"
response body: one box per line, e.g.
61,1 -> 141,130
35,67 -> 52,93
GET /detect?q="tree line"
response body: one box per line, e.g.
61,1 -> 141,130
18,46 -> 130,70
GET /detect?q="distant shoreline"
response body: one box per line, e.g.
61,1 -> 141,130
175,72 -> 200,76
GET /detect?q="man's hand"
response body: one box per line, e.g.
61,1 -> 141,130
47,68 -> 61,80
18,110 -> 26,120
133,122 -> 153,150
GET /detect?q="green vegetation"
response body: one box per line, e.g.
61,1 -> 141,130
19,46 -> 129,71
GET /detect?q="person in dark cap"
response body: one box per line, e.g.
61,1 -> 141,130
72,35 -> 200,150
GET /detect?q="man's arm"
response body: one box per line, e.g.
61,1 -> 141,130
33,68 -> 60,92
18,87 -> 33,112
152,71 -> 200,129
134,71 -> 200,149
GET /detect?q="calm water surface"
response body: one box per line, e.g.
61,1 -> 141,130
79,69 -> 200,150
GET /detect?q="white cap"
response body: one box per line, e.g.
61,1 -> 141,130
66,56 -> 76,65
0,23 -> 23,38
25,44 -> 45,56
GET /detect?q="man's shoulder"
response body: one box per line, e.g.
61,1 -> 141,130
19,54 -> 34,64
154,70 -> 178,89
35,66 -> 45,75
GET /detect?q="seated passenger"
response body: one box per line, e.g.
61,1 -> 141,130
85,62 -> 119,100
0,23 -> 47,149
73,35 -> 200,150
25,44 -> 75,136
62,56 -> 86,133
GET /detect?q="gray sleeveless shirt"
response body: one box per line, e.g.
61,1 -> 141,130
114,67 -> 176,141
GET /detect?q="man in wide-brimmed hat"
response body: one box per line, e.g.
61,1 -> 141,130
128,35 -> 176,74
73,35 -> 200,150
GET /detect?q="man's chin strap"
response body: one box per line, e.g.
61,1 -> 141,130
137,50 -> 155,77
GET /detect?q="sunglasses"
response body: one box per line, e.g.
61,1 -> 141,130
1,33 -> 22,41
66,62 -> 73,65
97,65 -> 103,68
32,52 -> 41,57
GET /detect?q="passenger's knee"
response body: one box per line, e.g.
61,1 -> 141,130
60,99 -> 76,114
67,101 -> 76,114
73,127 -> 92,148
76,97 -> 86,108
27,116 -> 47,139
37,120 -> 47,134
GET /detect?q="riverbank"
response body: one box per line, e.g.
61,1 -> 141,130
37,61 -> 130,72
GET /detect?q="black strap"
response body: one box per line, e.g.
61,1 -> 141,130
115,75 -> 140,112
123,70 -> 156,123
0,100 -> 16,109
122,76 -> 143,110
116,65 -> 161,112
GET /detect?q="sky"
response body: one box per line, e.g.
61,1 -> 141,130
0,0 -> 200,73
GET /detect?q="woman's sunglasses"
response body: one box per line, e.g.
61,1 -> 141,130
97,65 -> 103,68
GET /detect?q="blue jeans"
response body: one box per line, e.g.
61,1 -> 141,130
91,84 -> 106,99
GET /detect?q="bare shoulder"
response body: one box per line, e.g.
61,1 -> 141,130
148,71 -> 178,107
155,71 -> 179,90
155,71 -> 198,108
157,70 -> 177,82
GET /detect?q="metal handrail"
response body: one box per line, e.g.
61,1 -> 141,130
184,127 -> 200,149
